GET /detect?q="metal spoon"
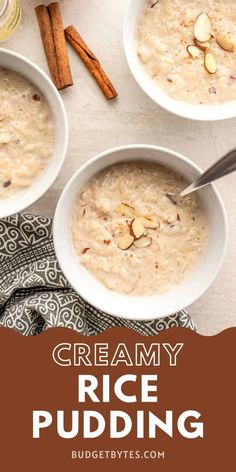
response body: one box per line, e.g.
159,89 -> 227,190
166,147 -> 236,204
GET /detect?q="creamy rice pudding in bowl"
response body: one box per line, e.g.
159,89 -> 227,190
0,48 -> 68,217
54,145 -> 227,320
124,0 -> 236,120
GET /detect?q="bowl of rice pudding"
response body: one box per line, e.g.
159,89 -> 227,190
124,0 -> 236,120
54,145 -> 227,320
0,48 -> 68,217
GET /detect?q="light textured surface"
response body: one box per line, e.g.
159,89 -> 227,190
3,0 -> 236,334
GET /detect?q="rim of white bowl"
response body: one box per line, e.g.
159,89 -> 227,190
54,144 -> 228,320
0,48 -> 68,217
123,0 -> 236,122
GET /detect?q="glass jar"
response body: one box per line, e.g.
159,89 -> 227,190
0,0 -> 21,42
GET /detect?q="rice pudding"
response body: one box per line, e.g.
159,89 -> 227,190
138,0 -> 236,104
72,162 -> 208,296
0,68 -> 54,197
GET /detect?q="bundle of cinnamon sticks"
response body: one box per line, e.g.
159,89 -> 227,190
35,2 -> 117,100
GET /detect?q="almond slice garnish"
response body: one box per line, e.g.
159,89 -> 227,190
130,218 -> 145,239
194,12 -> 212,43
134,236 -> 152,248
116,202 -> 135,218
216,34 -> 234,52
204,52 -> 217,74
193,38 -> 210,51
187,45 -> 202,58
117,233 -> 134,250
140,215 -> 159,229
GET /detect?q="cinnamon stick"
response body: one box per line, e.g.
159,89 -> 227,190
64,25 -> 118,100
35,5 -> 61,90
48,2 -> 73,89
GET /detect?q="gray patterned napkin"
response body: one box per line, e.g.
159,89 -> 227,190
0,214 -> 195,336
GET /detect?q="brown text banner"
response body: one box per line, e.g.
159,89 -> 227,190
0,327 -> 235,471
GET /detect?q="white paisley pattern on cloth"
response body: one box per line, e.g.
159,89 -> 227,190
0,214 -> 196,336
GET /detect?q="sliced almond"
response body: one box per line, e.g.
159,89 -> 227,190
140,215 -> 159,229
117,233 -> 134,250
187,45 -> 201,58
116,203 -> 135,218
194,38 -> 210,51
194,12 -> 212,43
130,218 -> 145,239
134,236 -> 152,248
216,34 -> 234,52
204,52 -> 217,74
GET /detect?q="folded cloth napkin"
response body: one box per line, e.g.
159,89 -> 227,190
0,214 -> 195,336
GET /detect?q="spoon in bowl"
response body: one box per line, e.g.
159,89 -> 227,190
166,147 -> 236,204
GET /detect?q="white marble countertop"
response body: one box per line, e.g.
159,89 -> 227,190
4,0 -> 236,335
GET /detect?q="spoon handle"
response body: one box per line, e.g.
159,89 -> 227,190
180,147 -> 236,197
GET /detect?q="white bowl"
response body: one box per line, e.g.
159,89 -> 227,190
54,144 -> 227,320
123,0 -> 236,121
0,48 -> 68,218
